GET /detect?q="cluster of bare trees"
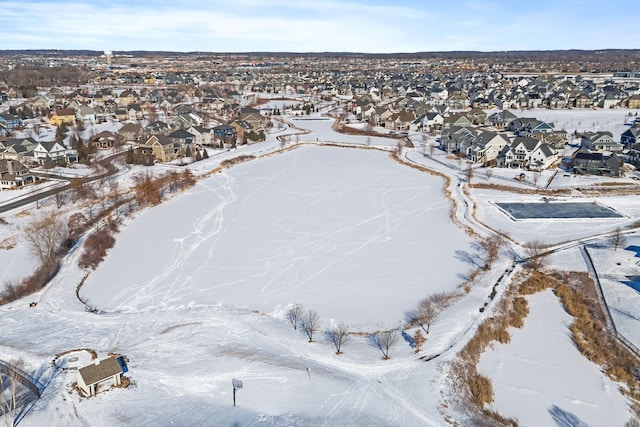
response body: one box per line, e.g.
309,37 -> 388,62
286,304 -> 351,355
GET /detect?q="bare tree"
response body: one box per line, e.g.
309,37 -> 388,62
23,212 -> 68,267
479,235 -> 504,270
609,227 -> 627,251
465,164 -> 474,184
286,304 -> 304,330
625,417 -> 640,427
416,298 -> 438,334
524,240 -> 548,271
327,323 -> 350,355
54,190 -> 66,209
70,178 -> 85,202
485,167 -> 493,181
134,173 -> 162,206
413,330 -> 426,352
370,330 -> 398,359
301,310 -> 320,342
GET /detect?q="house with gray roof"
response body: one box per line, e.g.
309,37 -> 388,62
571,152 -> 623,176
77,356 -> 124,397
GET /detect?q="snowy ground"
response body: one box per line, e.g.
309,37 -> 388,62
478,289 -> 631,427
81,145 -> 474,329
1,109 -> 639,425
587,237 -> 640,350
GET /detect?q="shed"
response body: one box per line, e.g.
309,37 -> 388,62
77,356 -> 123,397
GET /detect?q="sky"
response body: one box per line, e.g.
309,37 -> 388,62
2,0 -> 639,53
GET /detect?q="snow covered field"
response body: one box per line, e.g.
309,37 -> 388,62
588,237 -> 640,350
478,289 -> 631,426
81,145 -> 473,328
1,109 -> 640,425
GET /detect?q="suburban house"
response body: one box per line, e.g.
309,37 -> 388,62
213,125 -> 237,147
239,107 -> 269,131
77,356 -> 125,397
571,152 -> 623,176
146,120 -> 172,135
501,136 -> 557,169
507,117 -> 554,135
0,113 -> 23,130
118,123 -> 144,142
0,159 -> 34,190
581,131 -> 623,152
385,110 -> 415,131
126,104 -> 144,121
33,141 -> 72,163
621,126 -> 640,147
49,108 -> 77,126
467,131 -> 510,164
441,126 -> 477,154
441,113 -> 473,131
168,129 -> 195,147
118,89 -> 140,106
422,112 -> 445,133
90,131 -> 119,149
187,126 -> 213,146
76,105 -> 97,125
625,143 -> 640,167
528,143 -> 559,171
229,120 -> 252,141
487,110 -> 518,129
0,137 -> 38,162
171,111 -> 204,129
465,108 -> 487,125
143,134 -> 180,162
32,95 -> 55,111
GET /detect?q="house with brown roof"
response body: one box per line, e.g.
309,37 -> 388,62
0,159 -> 34,189
77,356 -> 124,397
49,108 -> 77,126
143,134 -> 180,163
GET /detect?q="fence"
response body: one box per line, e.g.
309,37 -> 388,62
0,359 -> 42,424
582,246 -> 640,360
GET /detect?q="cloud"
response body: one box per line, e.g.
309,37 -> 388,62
1,0 -> 638,51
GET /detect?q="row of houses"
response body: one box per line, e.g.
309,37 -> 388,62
0,137 -> 73,164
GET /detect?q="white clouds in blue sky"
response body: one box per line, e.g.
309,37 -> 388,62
2,0 -> 638,52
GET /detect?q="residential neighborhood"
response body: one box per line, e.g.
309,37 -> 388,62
3,49 -> 640,427
2,50 -> 640,190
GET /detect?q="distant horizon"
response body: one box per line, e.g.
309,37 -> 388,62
2,0 -> 638,53
1,48 -> 639,56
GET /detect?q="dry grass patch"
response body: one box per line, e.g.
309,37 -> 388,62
456,269 -> 640,423
0,236 -> 16,250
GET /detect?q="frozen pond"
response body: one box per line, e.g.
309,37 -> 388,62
495,201 -> 624,220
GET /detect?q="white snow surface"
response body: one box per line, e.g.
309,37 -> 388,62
478,289 -> 631,427
82,145 -> 471,328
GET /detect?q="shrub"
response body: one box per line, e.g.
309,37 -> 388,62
78,224 -> 117,270
469,374 -> 494,407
